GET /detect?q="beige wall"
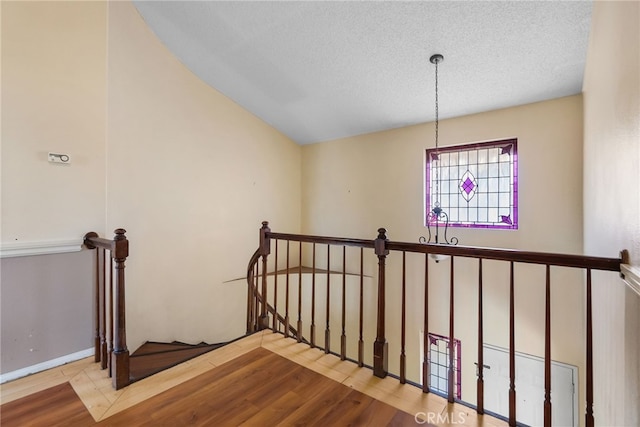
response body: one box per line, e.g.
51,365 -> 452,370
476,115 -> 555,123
583,1 -> 640,425
105,2 -> 301,350
1,1 -> 107,242
1,0 -> 301,370
302,96 -> 584,253
302,96 -> 587,408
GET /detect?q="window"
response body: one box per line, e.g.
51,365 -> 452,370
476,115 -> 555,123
425,138 -> 518,229
428,333 -> 461,399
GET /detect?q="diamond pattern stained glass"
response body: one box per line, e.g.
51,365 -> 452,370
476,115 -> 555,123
459,170 -> 477,201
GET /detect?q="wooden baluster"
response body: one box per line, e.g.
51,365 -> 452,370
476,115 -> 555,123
100,249 -> 108,370
247,260 -> 255,334
111,229 -> 130,390
585,268 -> 594,427
108,257 -> 114,376
325,245 -> 331,354
247,270 -> 252,333
400,251 -> 406,384
273,240 -> 279,332
297,242 -> 303,342
259,222 -> 270,330
311,243 -> 316,347
448,256 -> 455,402
341,246 -> 347,360
254,263 -> 259,332
94,248 -> 102,363
423,253 -> 430,393
456,337 -> 462,401
544,265 -> 552,427
373,228 -> 389,378
260,254 -> 268,330
509,261 -> 516,426
84,232 -> 101,364
285,240 -> 290,338
97,250 -> 105,366
477,258 -> 484,413
358,247 -> 364,367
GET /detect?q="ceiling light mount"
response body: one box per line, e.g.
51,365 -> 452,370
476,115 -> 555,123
429,54 -> 444,65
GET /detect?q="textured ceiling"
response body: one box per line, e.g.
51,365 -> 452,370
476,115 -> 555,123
133,1 -> 593,145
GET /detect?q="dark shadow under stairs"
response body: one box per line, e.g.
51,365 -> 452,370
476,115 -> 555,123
129,341 -> 225,383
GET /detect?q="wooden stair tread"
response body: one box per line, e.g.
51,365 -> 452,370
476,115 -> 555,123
131,341 -> 216,357
129,342 -> 223,382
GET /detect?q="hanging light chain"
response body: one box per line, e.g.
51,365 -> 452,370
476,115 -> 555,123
421,53 -> 458,248
435,57 -> 439,153
432,55 -> 442,207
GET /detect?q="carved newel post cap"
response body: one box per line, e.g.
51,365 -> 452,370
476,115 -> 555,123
261,221 -> 269,228
114,228 -> 127,240
375,228 -> 389,256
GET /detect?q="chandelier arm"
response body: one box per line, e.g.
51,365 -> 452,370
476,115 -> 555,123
438,211 -> 458,246
425,213 -> 434,243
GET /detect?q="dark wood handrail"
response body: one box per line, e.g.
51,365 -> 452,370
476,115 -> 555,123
387,241 -> 622,271
83,234 -> 114,250
83,229 -> 130,390
248,221 -> 626,427
268,231 -> 374,249
266,231 -> 621,271
85,230 -> 129,260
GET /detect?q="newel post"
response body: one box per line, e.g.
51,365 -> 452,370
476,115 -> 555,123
111,228 -> 130,390
258,221 -> 271,330
373,228 -> 389,378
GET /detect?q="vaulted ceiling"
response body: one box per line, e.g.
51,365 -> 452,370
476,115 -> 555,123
133,1 -> 593,145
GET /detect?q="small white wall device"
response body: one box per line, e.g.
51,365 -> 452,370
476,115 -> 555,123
48,152 -> 71,164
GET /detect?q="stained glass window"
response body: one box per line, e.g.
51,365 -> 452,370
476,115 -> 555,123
425,138 -> 518,229
428,333 -> 461,399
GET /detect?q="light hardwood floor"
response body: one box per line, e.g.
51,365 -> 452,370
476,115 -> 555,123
1,331 -> 507,426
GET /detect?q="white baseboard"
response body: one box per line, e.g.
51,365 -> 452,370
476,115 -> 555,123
0,347 -> 94,384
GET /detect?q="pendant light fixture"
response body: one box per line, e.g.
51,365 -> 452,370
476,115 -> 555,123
420,53 -> 458,254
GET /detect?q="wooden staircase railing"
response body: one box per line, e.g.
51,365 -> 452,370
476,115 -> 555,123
246,246 -> 305,341
84,229 -> 130,390
247,221 -> 625,427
